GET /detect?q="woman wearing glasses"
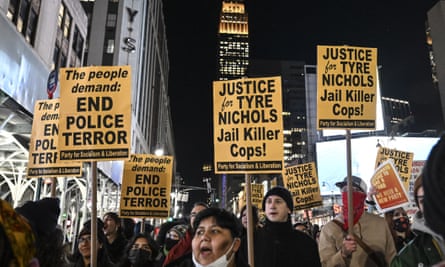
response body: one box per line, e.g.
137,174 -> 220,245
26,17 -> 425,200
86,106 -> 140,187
67,219 -> 116,267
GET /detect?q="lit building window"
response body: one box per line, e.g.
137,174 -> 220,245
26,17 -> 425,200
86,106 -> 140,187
106,39 -> 115,53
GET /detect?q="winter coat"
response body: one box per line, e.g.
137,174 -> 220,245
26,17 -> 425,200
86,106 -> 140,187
107,233 -> 128,264
241,218 -> 321,267
390,213 -> 444,267
319,212 -> 396,267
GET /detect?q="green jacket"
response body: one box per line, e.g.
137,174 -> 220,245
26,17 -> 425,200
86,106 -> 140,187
390,214 -> 443,267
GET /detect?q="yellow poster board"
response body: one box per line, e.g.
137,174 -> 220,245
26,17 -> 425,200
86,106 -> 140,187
282,162 -> 322,210
27,99 -> 82,177
239,183 -> 264,209
58,66 -> 132,161
120,154 -> 173,218
317,45 -> 377,129
375,147 -> 413,191
213,76 -> 284,174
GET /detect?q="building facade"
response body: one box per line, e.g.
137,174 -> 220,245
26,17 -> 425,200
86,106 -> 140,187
217,0 -> 249,81
0,0 -> 175,233
427,0 -> 445,126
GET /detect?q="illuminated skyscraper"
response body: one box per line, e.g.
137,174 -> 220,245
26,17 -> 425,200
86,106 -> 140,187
217,0 -> 249,80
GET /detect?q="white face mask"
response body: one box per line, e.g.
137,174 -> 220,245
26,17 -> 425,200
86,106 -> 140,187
192,239 -> 237,267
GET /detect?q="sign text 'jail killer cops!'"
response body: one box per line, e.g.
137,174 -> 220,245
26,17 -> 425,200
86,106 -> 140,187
213,76 -> 284,174
317,45 -> 377,129
58,66 -> 132,161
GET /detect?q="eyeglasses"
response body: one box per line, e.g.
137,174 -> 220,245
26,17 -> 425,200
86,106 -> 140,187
78,236 -> 91,243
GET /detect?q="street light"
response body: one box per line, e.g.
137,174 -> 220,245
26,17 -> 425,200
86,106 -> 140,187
321,181 -> 335,218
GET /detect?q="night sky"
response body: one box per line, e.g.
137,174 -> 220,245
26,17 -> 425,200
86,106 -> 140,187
162,1 -> 443,194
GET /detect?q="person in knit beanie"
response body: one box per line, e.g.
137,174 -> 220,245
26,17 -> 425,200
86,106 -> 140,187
261,185 -> 294,213
239,186 -> 321,267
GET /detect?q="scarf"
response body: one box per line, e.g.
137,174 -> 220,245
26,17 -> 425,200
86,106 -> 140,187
341,191 -> 366,231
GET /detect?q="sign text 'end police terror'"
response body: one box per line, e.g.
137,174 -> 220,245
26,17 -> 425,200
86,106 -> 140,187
122,174 -> 168,208
61,96 -> 127,146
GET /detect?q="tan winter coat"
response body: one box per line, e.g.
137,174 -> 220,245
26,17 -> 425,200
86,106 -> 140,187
319,212 -> 396,267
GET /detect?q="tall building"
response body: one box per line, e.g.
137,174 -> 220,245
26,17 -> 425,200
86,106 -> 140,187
81,0 -> 174,162
248,60 -> 309,166
427,0 -> 445,126
217,0 -> 249,81
381,96 -> 413,135
0,0 -> 175,226
0,0 -> 88,206
214,0 -> 249,210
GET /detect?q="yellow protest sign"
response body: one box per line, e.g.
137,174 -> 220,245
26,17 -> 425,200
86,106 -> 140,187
213,76 -> 284,174
120,154 -> 173,218
58,66 -> 132,161
317,45 -> 377,129
375,147 -> 413,191
27,99 -> 82,177
282,162 -> 322,210
371,160 -> 410,212
239,183 -> 264,209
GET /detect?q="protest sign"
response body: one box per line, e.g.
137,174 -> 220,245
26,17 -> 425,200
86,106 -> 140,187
213,76 -> 284,174
375,147 -> 413,191
238,183 -> 264,209
27,99 -> 82,177
317,45 -> 377,129
282,162 -> 322,210
58,66 -> 132,161
371,160 -> 410,212
120,154 -> 173,218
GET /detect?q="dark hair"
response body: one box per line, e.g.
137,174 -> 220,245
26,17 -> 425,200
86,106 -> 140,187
239,205 -> 259,228
103,212 -> 123,233
0,225 -> 14,267
126,233 -> 159,259
192,202 -> 209,210
35,227 -> 66,267
193,208 -> 242,238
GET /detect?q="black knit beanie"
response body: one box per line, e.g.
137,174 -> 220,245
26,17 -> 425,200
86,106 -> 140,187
423,135 -> 445,238
262,186 -> 294,211
15,197 -> 60,238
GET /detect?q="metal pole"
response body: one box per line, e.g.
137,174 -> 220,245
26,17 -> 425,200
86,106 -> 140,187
91,161 -> 98,267
51,178 -> 57,197
245,173 -> 255,267
346,130 -> 353,235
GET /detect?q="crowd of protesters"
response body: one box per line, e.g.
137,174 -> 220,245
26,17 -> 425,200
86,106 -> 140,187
2,136 -> 445,266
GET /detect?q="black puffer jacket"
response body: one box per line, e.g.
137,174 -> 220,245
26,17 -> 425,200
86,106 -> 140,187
242,219 -> 321,267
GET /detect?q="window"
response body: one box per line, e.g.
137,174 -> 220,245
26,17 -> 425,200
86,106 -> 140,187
63,13 -> 71,38
106,39 -> 114,54
7,0 -> 19,21
106,13 -> 117,27
9,0 -> 40,45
